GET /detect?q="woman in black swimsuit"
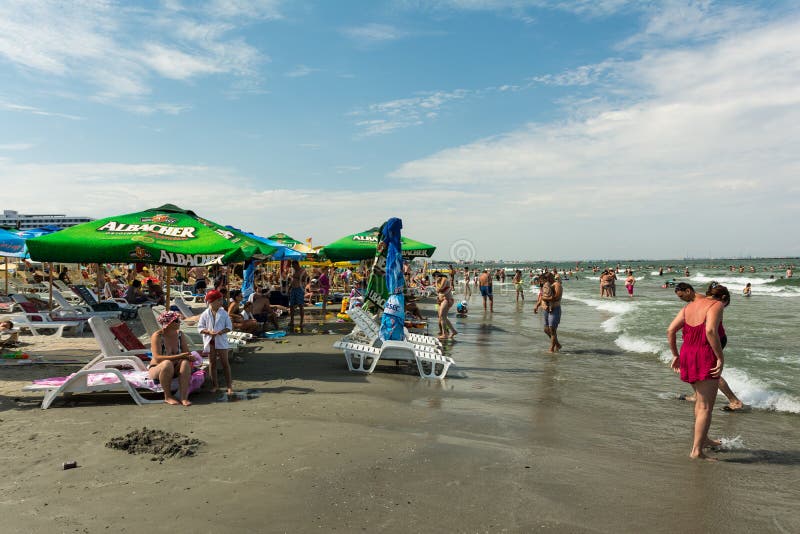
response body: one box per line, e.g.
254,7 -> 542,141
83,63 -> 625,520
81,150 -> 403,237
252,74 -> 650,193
148,311 -> 194,406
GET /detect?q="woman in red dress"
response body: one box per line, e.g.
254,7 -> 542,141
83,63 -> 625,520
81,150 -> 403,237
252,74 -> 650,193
667,282 -> 724,460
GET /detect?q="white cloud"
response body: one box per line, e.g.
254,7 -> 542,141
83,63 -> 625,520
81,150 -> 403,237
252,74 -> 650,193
0,158 -> 484,259
342,23 -> 407,44
0,143 -> 34,151
384,10 -> 800,258
0,98 -> 84,120
351,89 -> 472,136
0,0 -> 270,112
285,65 -> 319,78
620,1 -> 763,47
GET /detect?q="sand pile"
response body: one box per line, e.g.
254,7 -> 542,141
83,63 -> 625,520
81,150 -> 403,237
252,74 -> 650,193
106,427 -> 204,462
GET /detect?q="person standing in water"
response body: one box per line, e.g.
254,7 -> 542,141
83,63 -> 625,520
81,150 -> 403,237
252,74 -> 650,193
540,273 -> 563,352
513,269 -> 525,303
478,269 -> 493,312
677,282 -> 744,412
667,282 -> 724,460
625,272 -> 636,297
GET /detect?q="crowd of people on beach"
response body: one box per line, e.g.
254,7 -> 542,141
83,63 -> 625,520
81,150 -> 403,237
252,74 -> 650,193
3,256 -> 791,458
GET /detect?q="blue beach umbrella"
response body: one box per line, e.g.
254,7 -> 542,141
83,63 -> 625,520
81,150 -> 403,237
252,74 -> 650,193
225,227 -> 304,261
0,228 -> 28,258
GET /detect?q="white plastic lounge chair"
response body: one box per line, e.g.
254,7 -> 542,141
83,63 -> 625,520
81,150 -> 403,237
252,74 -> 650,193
52,280 -> 84,303
138,305 -> 162,339
71,285 -> 140,320
8,313 -> 82,337
333,338 -> 454,379
8,296 -> 87,334
22,353 -> 205,409
173,297 -> 202,320
88,316 -> 151,359
51,289 -> 122,320
346,306 -> 442,350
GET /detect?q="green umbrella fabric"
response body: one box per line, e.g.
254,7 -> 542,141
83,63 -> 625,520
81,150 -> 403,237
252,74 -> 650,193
320,227 -> 436,262
27,204 -> 277,266
267,233 -> 303,247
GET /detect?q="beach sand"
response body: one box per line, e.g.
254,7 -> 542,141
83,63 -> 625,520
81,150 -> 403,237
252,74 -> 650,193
1,309 -> 799,533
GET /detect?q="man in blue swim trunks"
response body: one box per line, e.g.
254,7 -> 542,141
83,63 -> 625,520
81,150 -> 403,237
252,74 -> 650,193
478,269 -> 494,312
287,260 -> 309,333
541,273 -> 563,352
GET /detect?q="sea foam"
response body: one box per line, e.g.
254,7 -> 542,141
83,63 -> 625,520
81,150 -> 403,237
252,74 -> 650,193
722,367 -> 800,413
614,334 -> 662,355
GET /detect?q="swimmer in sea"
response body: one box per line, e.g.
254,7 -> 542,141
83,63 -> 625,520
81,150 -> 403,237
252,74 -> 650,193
742,283 -> 751,297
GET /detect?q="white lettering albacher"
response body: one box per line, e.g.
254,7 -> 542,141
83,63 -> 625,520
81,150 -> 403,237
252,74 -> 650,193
158,250 -> 224,266
98,221 -> 196,238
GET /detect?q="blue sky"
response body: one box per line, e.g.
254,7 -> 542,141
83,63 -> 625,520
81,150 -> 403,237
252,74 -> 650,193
1,0 -> 799,261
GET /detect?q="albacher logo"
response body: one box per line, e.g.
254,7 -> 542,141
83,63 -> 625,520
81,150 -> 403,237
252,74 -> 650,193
352,234 -> 379,242
97,216 -> 197,239
158,250 -> 224,266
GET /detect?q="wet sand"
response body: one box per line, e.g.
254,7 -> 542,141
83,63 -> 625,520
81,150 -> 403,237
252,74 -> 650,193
1,310 -> 799,533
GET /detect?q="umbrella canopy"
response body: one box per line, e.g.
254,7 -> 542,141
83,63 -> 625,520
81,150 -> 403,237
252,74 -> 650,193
267,232 -> 303,247
0,228 -> 28,258
27,204 -> 277,266
17,225 -> 62,239
226,227 -> 304,260
320,227 -> 436,262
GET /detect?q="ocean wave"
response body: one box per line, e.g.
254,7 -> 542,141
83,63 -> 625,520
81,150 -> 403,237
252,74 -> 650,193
722,368 -> 800,413
602,315 -> 623,333
690,273 -> 800,297
614,334 -> 662,355
563,296 -> 637,315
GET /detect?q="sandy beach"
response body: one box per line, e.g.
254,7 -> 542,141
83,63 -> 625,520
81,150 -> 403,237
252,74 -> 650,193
1,300 -> 799,534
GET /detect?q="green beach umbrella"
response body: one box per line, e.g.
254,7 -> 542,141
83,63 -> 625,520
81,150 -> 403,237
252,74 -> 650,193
27,204 -> 277,267
267,233 -> 303,247
319,227 -> 436,262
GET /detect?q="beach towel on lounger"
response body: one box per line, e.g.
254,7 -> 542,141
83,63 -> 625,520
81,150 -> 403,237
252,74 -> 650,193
32,369 -> 205,394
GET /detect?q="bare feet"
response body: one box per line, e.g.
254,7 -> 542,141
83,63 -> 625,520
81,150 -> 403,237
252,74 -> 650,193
724,401 -> 744,411
226,388 -> 234,396
689,451 -> 718,461
165,398 -> 180,405
181,399 -> 192,406
704,438 -> 722,448
449,330 -> 458,338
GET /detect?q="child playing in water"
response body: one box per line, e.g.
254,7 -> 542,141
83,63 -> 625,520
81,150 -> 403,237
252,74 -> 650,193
198,289 -> 233,395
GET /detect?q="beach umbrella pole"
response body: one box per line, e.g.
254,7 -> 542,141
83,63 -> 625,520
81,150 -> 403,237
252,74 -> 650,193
48,262 -> 53,311
166,266 -> 172,310
4,257 -> 7,295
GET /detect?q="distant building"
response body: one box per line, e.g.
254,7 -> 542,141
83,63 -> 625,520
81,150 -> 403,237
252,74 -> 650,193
0,210 -> 93,230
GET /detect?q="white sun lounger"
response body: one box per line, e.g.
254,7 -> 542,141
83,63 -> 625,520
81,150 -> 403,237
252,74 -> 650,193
346,306 -> 442,350
8,313 -> 82,337
51,289 -> 121,320
332,339 -> 453,379
88,316 -> 151,360
22,353 -> 205,409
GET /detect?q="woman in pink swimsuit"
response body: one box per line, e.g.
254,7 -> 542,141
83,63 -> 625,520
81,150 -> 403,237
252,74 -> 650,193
667,282 -> 724,460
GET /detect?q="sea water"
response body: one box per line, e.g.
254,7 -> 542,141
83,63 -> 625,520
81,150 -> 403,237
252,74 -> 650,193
440,259 -> 800,415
